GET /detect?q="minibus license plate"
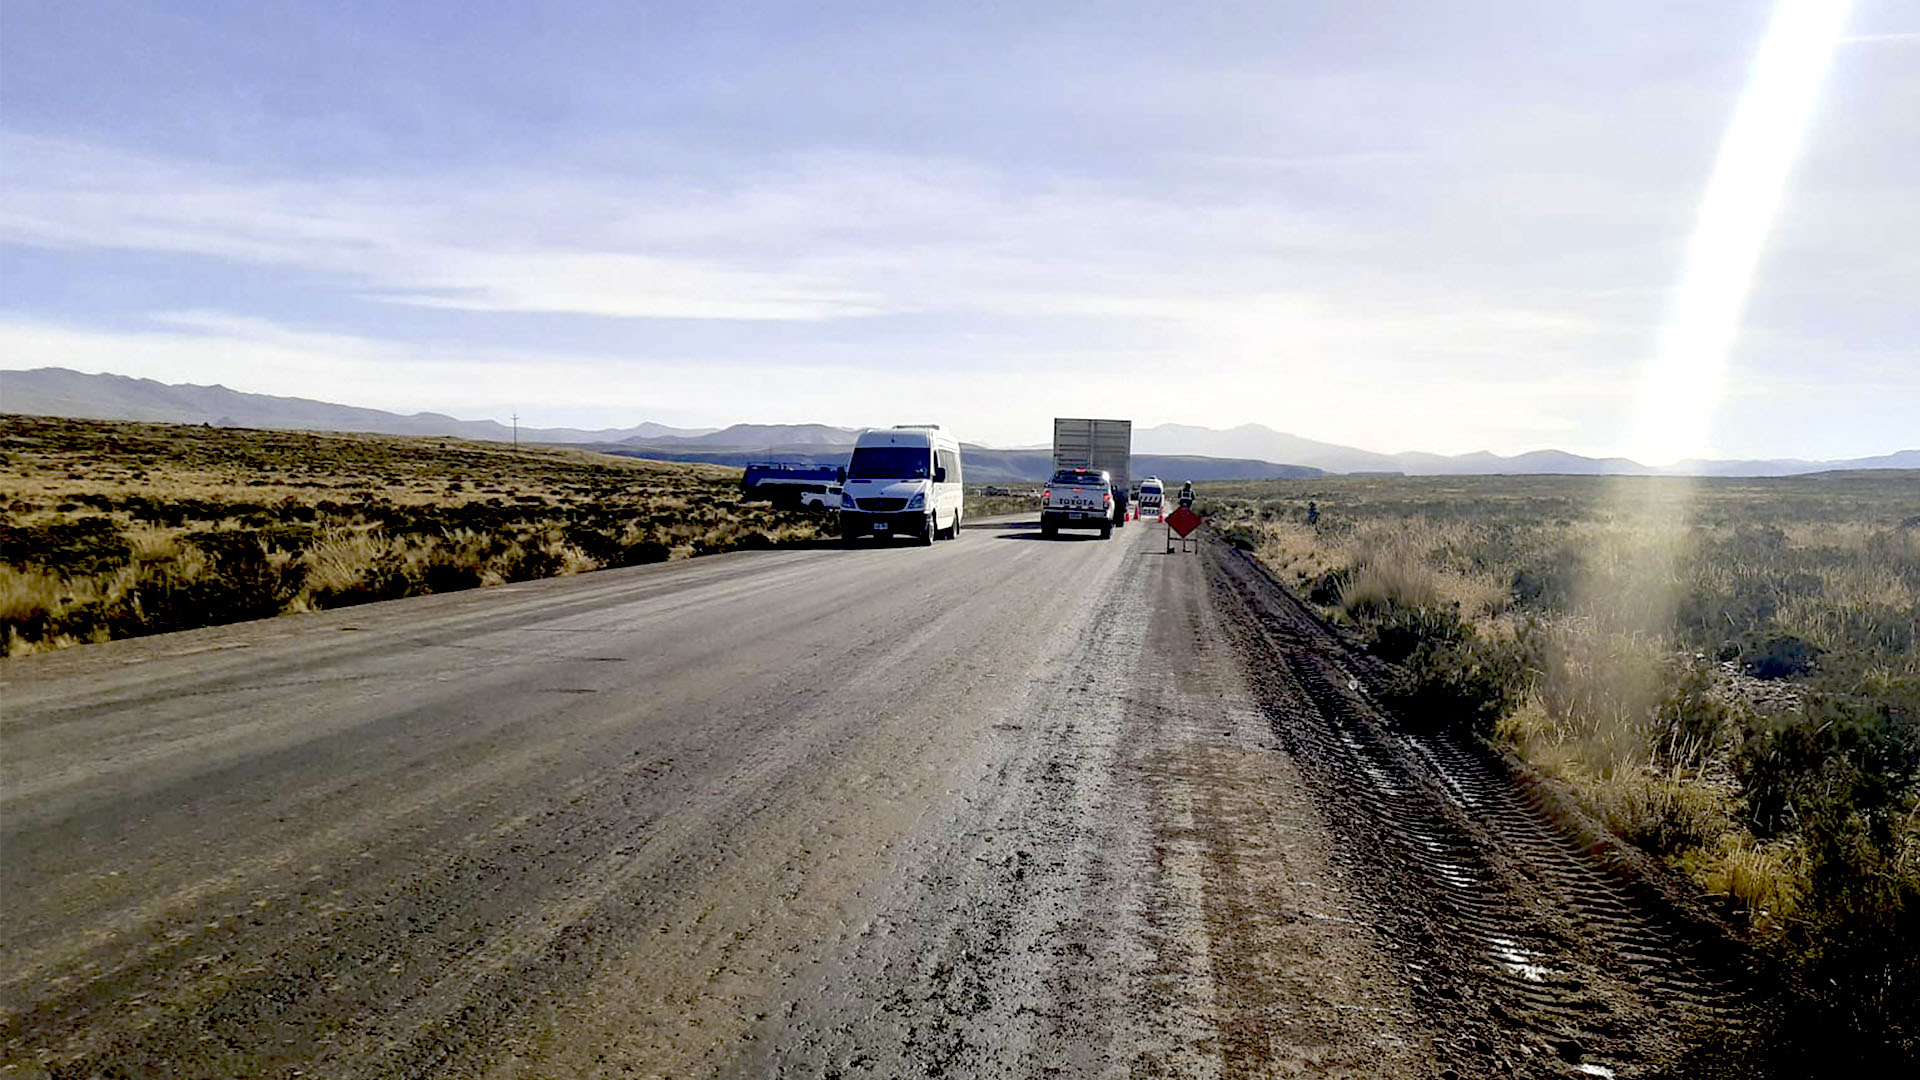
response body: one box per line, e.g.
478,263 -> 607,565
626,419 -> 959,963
874,521 -> 888,530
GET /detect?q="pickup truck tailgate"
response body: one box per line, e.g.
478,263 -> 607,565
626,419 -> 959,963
1048,486 -> 1105,511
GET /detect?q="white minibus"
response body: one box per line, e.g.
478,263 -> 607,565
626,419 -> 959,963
838,426 -> 964,544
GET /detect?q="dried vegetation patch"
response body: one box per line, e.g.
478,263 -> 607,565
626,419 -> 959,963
1204,472 -> 1920,1070
0,415 -> 831,655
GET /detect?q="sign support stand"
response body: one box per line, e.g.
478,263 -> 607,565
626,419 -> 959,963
1165,505 -> 1200,553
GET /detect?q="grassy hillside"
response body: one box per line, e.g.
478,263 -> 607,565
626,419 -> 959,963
0,415 -> 833,656
1203,472 -> 1920,1068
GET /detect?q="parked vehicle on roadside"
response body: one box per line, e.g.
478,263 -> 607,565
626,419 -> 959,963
1137,476 -> 1164,517
838,426 -> 963,544
798,484 -> 843,510
741,462 -> 845,507
1041,467 -> 1113,539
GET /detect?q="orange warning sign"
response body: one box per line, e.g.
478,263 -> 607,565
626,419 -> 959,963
1166,506 -> 1200,537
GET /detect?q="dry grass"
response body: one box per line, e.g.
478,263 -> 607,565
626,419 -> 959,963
1338,519 -> 1510,621
1210,472 -> 1919,879
964,488 -> 1043,519
1,415 -> 834,655
1679,832 -> 1803,930
1204,471 -> 1920,1060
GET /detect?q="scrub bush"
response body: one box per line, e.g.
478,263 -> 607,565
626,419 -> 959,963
1307,567 -> 1349,606
1742,697 -> 1920,1069
0,416 -> 832,655
1205,471 -> 1920,1067
1736,697 -> 1919,842
0,516 -> 133,578
1354,604 -> 1523,737
1728,632 -> 1823,680
1378,625 -> 1521,738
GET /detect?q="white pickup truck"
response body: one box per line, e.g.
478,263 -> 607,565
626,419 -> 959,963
1040,467 -> 1113,539
798,484 -> 842,510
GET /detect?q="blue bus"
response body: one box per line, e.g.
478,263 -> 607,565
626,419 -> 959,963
741,462 -> 845,506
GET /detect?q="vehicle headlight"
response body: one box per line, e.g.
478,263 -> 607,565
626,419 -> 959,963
840,491 -> 858,509
906,492 -> 925,510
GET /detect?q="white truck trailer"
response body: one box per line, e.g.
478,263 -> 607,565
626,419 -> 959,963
1048,418 -> 1132,533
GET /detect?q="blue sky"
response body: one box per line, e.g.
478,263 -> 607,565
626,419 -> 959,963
2,1 -> 1914,459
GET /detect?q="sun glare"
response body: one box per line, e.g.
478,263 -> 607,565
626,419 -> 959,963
1626,0 -> 1853,467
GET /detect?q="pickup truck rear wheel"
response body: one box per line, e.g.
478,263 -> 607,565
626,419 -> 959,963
1100,521 -> 1113,540
1041,519 -> 1057,539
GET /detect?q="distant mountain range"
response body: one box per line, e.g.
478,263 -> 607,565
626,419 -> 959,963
0,367 -> 716,444
3,367 -> 1913,480
1131,422 -> 1920,477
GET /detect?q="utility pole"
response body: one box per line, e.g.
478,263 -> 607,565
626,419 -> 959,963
511,411 -> 518,450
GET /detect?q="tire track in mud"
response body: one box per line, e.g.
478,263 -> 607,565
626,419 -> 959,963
1206,542 -> 1756,1079
1131,539 -> 1426,1078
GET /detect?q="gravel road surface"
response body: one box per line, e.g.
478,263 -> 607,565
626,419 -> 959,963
1,518 -> 1745,1078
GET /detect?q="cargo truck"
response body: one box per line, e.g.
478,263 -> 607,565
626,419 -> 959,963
1047,418 -> 1131,535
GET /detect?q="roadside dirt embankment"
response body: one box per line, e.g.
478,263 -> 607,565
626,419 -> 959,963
1208,540 -> 1759,1078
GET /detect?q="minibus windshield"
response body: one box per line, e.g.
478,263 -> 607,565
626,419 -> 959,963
848,446 -> 931,480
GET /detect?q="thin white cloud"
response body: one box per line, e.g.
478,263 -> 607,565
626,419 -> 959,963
0,133 -> 1620,341
1840,31 -> 1920,44
0,134 -> 884,322
377,252 -> 886,321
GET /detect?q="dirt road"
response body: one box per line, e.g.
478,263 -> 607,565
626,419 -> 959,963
1,518 -> 1744,1078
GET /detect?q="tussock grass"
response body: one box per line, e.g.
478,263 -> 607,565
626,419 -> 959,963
1204,471 -> 1920,1067
1681,831 -> 1803,925
1337,521 -> 1511,622
1,415 -> 832,655
964,487 -> 1043,519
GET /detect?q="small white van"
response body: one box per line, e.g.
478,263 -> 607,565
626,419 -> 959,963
838,426 -> 964,544
1138,476 -> 1164,516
